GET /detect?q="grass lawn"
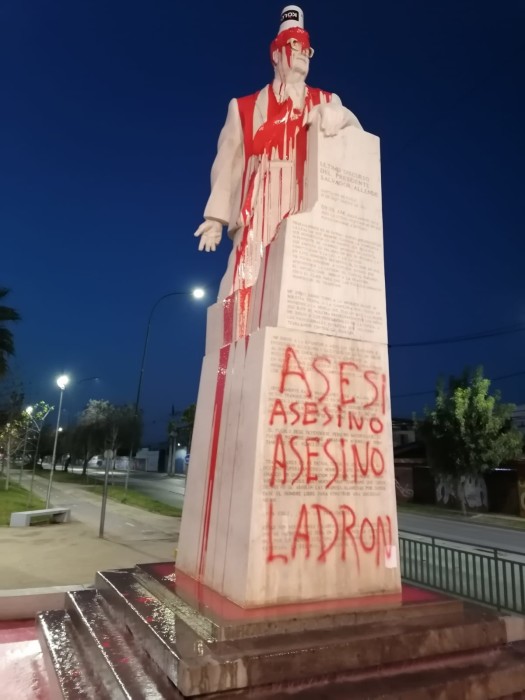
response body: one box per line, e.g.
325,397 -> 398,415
43,469 -> 98,484
84,484 -> 182,517
0,479 -> 46,526
41,469 -> 181,517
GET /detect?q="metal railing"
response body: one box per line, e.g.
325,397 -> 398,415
399,530 -> 525,614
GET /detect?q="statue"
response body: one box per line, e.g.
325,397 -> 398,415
194,5 -> 362,299
177,4 -> 400,610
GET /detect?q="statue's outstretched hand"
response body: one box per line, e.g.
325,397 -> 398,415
307,103 -> 361,136
194,220 -> 223,252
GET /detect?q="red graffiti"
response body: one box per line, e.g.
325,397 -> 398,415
269,398 -> 384,433
276,346 -> 387,415
266,500 -> 392,568
270,435 -> 385,488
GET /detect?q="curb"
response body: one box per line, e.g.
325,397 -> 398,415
0,583 -> 93,621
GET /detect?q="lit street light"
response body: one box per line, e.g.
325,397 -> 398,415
46,374 -> 69,508
134,288 -> 206,416
127,288 -> 205,493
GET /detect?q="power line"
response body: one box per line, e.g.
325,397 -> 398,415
392,370 -> 525,400
389,323 -> 525,349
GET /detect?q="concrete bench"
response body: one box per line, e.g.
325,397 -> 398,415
10,507 -> 71,527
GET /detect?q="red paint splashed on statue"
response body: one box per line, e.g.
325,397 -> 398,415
233,83 -> 330,292
198,344 -> 230,579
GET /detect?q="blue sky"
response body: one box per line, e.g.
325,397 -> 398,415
2,0 -> 524,441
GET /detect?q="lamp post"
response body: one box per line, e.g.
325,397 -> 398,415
46,374 -> 69,508
134,288 -> 205,415
127,288 -> 205,493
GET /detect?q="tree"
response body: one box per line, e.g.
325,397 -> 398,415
0,411 -> 30,490
419,367 -> 523,512
27,401 -> 54,467
72,400 -> 141,475
170,403 -> 196,450
0,400 -> 53,490
0,288 -> 21,378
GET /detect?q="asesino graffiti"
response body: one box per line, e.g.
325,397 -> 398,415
270,435 -> 385,488
275,345 -> 386,411
265,342 -> 393,568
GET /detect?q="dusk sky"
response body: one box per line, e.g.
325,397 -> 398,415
2,0 -> 524,442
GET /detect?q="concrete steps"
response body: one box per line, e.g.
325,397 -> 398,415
37,563 -> 525,699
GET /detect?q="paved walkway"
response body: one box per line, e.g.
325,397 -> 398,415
0,473 -> 179,590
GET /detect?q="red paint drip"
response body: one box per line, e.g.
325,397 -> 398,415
222,295 -> 234,346
231,85 -> 332,299
270,27 -> 312,59
238,286 -> 252,338
232,170 -> 257,291
198,344 -> 231,579
258,245 -> 271,328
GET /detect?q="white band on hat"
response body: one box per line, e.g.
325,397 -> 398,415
279,5 -> 304,33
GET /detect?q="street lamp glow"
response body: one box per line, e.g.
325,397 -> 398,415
192,287 -> 205,300
56,374 -> 70,390
47,374 -> 69,507
25,405 -> 34,415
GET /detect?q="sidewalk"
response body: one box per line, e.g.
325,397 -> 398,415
0,473 -> 179,591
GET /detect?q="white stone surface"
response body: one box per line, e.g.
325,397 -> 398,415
9,508 -> 71,527
177,325 -> 399,606
177,124 -> 401,607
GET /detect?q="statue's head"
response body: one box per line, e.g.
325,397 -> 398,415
270,5 -> 314,85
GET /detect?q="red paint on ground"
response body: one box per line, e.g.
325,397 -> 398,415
0,620 -> 49,700
0,619 -> 38,643
168,563 -> 419,623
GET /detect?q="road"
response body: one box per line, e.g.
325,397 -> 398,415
65,466 -> 187,511
398,512 -> 525,555
70,467 -> 525,555
26,467 -> 525,612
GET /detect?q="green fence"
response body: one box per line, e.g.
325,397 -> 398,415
399,530 -> 525,614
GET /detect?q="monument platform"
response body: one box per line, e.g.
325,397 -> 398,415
37,561 -> 525,698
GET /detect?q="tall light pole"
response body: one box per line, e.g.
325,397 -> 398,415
46,374 -> 69,508
127,288 -> 205,492
134,288 -> 205,416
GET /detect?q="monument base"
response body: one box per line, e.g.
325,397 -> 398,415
36,562 -> 525,699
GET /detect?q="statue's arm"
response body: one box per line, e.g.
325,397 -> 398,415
195,99 -> 243,252
307,93 -> 363,136
330,93 -> 362,130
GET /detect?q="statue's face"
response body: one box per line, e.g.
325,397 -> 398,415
271,29 -> 313,84
275,43 -> 310,83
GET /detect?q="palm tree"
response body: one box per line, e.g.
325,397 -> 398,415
0,288 -> 21,377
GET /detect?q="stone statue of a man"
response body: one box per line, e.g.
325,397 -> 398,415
194,5 -> 362,296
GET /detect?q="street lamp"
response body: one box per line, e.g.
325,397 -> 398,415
134,288 -> 206,415
127,288 -> 205,492
46,374 -> 69,508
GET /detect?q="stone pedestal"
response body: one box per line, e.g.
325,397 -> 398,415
177,124 -> 400,607
37,562 -> 525,698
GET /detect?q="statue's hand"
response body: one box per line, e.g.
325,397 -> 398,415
194,220 -> 223,252
307,103 -> 360,136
